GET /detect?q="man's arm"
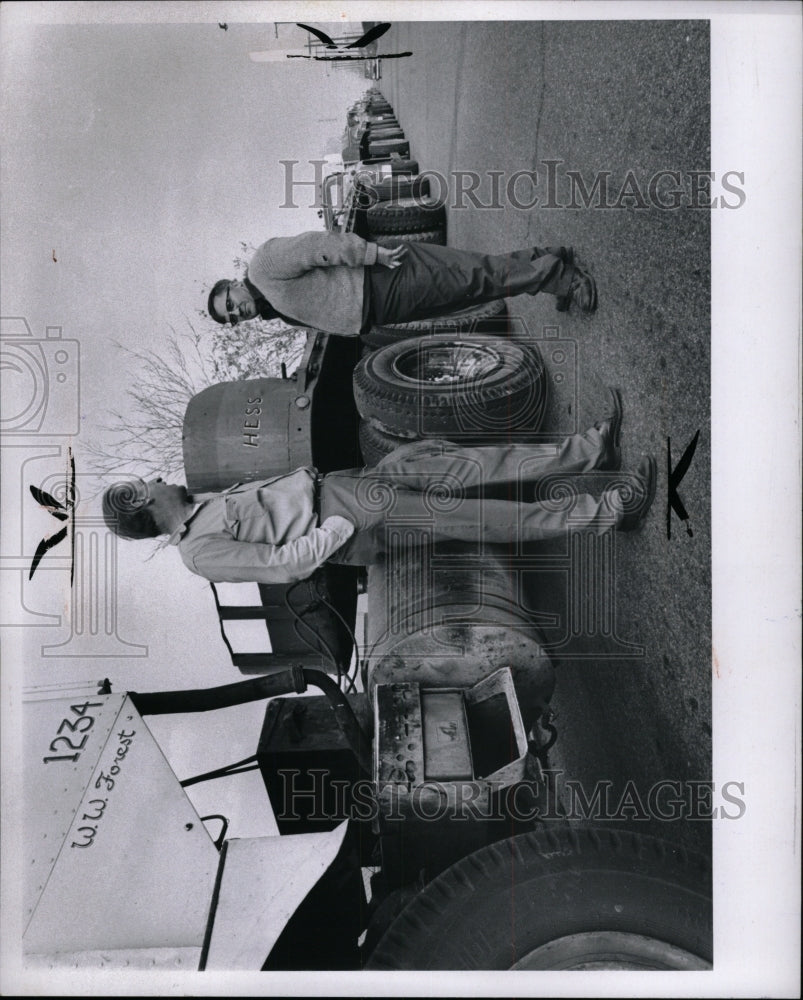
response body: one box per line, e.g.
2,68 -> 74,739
256,231 -> 379,279
185,515 -> 355,585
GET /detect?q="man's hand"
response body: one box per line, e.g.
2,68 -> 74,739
322,514 -> 355,536
376,244 -> 408,269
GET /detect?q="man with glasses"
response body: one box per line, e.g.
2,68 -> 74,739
101,390 -> 656,587
205,230 -> 598,336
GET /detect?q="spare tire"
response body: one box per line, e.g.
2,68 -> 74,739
362,176 -> 430,204
359,417 -> 418,466
372,228 -> 446,249
368,139 -> 410,157
366,198 -> 447,234
387,159 -> 418,177
352,333 -> 548,437
360,157 -> 419,175
370,299 -> 508,339
360,290 -> 498,349
366,128 -> 404,141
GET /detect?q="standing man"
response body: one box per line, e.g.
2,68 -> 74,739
102,391 -> 655,587
205,231 -> 597,336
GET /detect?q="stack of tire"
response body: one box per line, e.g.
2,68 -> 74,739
354,320 -> 549,466
358,93 -> 448,251
352,94 -> 548,466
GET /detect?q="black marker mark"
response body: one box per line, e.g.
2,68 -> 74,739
666,430 -> 700,539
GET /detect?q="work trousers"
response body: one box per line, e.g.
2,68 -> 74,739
319,429 -> 617,566
365,243 -> 574,328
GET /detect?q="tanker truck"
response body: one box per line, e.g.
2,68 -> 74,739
22,91 -> 712,973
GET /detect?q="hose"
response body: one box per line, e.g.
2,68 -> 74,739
129,666 -> 371,775
303,669 -> 371,776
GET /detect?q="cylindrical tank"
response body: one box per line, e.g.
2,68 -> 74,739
183,377 -> 304,494
181,335 -> 362,494
179,333 -> 364,678
365,551 -> 555,732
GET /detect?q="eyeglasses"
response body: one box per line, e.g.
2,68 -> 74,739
129,477 -> 162,509
225,285 -> 239,326
129,477 -> 151,509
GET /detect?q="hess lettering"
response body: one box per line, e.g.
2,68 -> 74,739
243,395 -> 262,448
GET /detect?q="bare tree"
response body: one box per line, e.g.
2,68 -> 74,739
83,240 -> 311,485
84,316 -> 306,483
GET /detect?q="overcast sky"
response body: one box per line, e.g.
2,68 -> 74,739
2,14 -> 370,837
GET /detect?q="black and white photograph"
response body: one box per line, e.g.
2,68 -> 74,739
1,2 -> 800,996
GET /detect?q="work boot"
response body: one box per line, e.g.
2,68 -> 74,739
556,267 -> 598,313
594,387 -> 623,471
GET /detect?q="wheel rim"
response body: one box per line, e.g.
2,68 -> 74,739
390,341 -> 504,384
510,931 -> 712,971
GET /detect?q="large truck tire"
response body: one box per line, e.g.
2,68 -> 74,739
358,417 -> 418,466
366,197 -> 447,234
362,176 -> 430,204
368,139 -> 410,157
352,333 -> 547,437
366,128 -> 404,141
388,159 -> 419,176
372,228 -> 446,249
369,299 -> 508,340
360,157 -> 419,174
365,826 -> 713,970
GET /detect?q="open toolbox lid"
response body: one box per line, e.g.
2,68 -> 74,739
374,667 -> 531,789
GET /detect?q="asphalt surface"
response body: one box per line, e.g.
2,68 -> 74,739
376,20 -> 712,857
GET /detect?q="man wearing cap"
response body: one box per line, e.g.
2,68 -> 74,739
102,391 -> 656,587
205,231 -> 598,336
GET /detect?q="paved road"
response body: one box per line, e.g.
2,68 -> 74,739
377,20 -> 712,856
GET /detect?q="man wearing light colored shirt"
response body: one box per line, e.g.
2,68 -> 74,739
102,395 -> 656,587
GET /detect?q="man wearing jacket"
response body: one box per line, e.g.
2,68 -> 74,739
102,393 -> 656,586
205,231 -> 598,336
